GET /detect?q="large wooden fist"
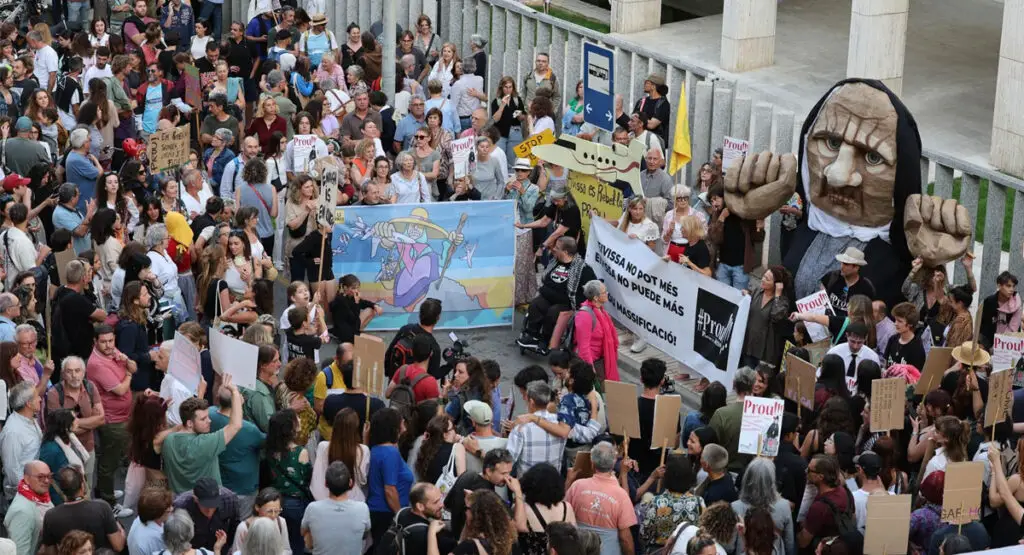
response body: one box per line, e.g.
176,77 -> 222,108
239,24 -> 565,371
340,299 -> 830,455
723,151 -> 798,220
903,194 -> 973,267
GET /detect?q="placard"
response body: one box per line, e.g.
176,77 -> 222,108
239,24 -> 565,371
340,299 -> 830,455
352,334 -> 387,395
568,171 -> 624,244
721,136 -> 750,177
148,125 -> 190,172
870,377 -> 906,432
738,397 -> 784,456
512,129 -> 556,166
451,136 -> 476,179
55,248 -> 77,285
784,353 -> 816,409
864,494 -> 911,555
942,461 -> 984,525
992,333 -> 1024,387
183,64 -> 201,108
795,290 -> 833,343
650,394 -> 682,450
985,367 -> 1013,427
604,380 -> 641,439
915,346 -> 953,395
209,328 -> 259,390
572,451 -> 594,479
168,332 -> 201,393
288,134 -> 328,175
317,168 -> 338,227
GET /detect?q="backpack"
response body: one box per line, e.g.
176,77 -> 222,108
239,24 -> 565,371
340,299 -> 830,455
385,328 -> 421,378
389,365 -> 429,418
819,487 -> 858,537
563,305 -> 596,349
51,379 -> 96,407
320,363 -> 336,389
374,508 -> 427,555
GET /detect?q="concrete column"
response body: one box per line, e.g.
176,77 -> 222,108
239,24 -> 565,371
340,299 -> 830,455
610,0 -> 660,34
720,0 -> 777,72
846,0 -> 908,96
991,0 -> 1024,178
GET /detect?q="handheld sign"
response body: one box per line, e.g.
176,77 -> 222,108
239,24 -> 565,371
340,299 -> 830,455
864,494 -> 911,555
183,65 -> 202,108
795,290 -> 833,343
916,347 -> 953,395
317,168 -> 339,227
650,394 -> 682,450
992,333 -> 1024,387
738,397 -> 784,456
513,129 -> 556,166
167,332 -> 202,393
353,335 -> 387,395
941,462 -> 985,525
985,367 -> 1013,428
604,380 -> 641,439
148,125 -> 190,172
721,136 -> 750,177
54,248 -> 77,286
784,353 -> 816,410
573,451 -> 595,480
870,377 -> 906,432
451,137 -> 476,179
209,328 -> 259,390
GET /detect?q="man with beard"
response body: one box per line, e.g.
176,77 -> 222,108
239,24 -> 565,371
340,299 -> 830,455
389,483 -> 457,555
83,46 -> 113,86
122,0 -> 155,54
11,56 -> 37,112
196,41 -> 221,90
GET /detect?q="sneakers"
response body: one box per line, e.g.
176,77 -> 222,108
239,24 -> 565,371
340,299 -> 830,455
516,333 -> 540,349
112,504 -> 134,519
114,490 -> 124,501
630,338 -> 647,353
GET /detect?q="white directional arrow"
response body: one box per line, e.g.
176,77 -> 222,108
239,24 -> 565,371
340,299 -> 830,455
606,110 -> 613,121
585,103 -> 593,114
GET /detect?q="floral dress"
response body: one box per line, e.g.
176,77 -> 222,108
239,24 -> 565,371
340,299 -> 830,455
639,491 -> 705,548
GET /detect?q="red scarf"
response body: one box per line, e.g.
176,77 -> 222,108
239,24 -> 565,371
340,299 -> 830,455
17,478 -> 50,504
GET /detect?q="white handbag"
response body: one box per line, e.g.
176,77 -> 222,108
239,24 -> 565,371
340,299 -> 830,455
435,447 -> 458,521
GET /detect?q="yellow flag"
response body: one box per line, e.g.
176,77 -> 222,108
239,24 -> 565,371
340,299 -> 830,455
668,83 -> 692,176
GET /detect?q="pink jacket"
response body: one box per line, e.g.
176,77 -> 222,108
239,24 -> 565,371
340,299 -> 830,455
573,300 -> 619,381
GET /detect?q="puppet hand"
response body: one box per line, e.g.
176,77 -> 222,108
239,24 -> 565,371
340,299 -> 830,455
723,151 -> 797,220
904,194 -> 972,267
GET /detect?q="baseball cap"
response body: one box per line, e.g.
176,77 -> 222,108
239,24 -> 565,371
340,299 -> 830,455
2,174 -> 30,192
193,477 -> 220,509
14,116 -> 32,132
463,400 -> 492,426
853,451 -> 882,478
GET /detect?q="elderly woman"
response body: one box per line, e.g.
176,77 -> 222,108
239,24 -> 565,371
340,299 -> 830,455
664,214 -> 713,277
505,158 -> 541,305
163,509 -> 228,555
346,65 -> 368,94
240,517 -> 286,555
573,279 -> 619,386
638,455 -> 703,552
471,135 -> 505,201
662,184 -> 707,259
409,127 -> 441,200
146,224 -> 186,338
314,52 -> 346,91
388,151 -> 431,204
731,458 -> 795,555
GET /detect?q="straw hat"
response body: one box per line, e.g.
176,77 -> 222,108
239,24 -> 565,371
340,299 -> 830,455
835,247 -> 867,266
951,341 -> 991,367
310,13 -> 328,26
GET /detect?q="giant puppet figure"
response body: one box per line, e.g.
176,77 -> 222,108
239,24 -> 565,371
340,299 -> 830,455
724,79 -> 973,306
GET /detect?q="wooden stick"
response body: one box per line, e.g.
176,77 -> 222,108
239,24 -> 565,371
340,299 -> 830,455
622,427 -> 629,455
316,231 -> 328,285
797,377 -> 802,421
958,501 -> 965,535
657,438 -> 668,491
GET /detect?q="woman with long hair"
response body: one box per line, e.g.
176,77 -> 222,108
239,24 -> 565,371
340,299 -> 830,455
89,19 -> 110,47
426,42 -> 457,98
682,381 -> 727,443
801,395 -> 855,458
361,157 -> 392,202
158,177 -> 186,216
116,281 -> 156,390
743,265 -> 795,369
350,138 -> 377,186
399,399 -> 441,465
873,434 -> 909,494
0,341 -> 23,391
266,409 -> 311,555
0,66 -> 19,118
923,415 -> 971,482
236,157 -> 278,256
440,489 -> 518,555
224,229 -> 259,297
413,14 -> 442,66
247,96 -> 287,156
730,458 -> 794,555
517,463 -> 575,555
411,126 -> 442,199
904,254 -> 976,345
526,94 -> 554,136
234,207 -> 274,281
39,409 -> 90,501
82,78 -> 117,168
443,357 -> 492,432
741,507 -> 779,555
617,196 -> 658,250
491,76 -> 526,167
283,175 -> 317,281
276,358 -> 318,446
91,208 -> 123,307
791,293 -> 877,346
415,414 -> 463,484
127,394 -> 172,504
210,60 -> 246,117
231,488 -> 291,555
196,245 -> 248,327
95,172 -> 139,238
311,408 -> 369,501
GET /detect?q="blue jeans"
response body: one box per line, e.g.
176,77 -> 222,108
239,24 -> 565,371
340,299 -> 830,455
497,126 -> 524,172
67,0 -> 89,28
715,263 -> 748,289
199,1 -> 223,39
281,495 -> 308,555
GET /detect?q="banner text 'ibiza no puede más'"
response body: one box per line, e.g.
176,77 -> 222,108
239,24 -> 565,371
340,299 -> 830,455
331,201 -> 517,330
586,218 -> 750,385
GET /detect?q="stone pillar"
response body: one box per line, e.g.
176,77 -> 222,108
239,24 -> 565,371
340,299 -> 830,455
991,0 -> 1024,178
846,0 -> 908,96
610,0 -> 660,34
720,0 -> 777,72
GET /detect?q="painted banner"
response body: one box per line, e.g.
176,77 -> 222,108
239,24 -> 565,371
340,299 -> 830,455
722,135 -> 749,176
795,290 -> 833,342
567,171 -> 625,243
148,126 -> 190,172
331,201 -> 516,330
992,333 -> 1024,387
586,218 -> 751,385
738,397 -> 784,456
451,136 -> 476,179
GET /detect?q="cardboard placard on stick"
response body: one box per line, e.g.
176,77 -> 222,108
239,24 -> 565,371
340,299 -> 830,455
317,168 -> 339,227
942,461 -> 985,525
54,248 -> 77,286
870,377 -> 906,432
784,353 -> 816,410
738,397 -> 784,456
985,367 -> 1013,427
148,125 -> 190,172
604,380 -> 641,439
650,394 -> 682,450
864,494 -> 911,555
916,346 -> 953,395
573,451 -> 594,480
353,335 -> 387,395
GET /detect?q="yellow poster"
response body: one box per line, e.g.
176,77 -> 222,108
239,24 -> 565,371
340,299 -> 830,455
566,171 -> 624,242
513,129 -> 556,166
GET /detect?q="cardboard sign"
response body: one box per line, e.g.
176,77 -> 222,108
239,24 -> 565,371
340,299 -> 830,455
985,367 -> 1013,427
870,377 -> 906,432
352,334 -> 387,395
992,332 -> 1024,387
722,136 -> 750,177
512,129 -> 556,166
942,461 -> 985,525
738,397 -> 784,456
784,353 -> 816,409
795,290 -> 833,343
167,332 -> 202,393
183,64 -> 201,108
54,248 -> 77,285
864,494 -> 912,555
318,168 -> 338,227
567,171 -> 625,243
916,346 -> 953,395
148,125 -> 190,172
573,451 -> 594,479
451,136 -> 476,179
604,380 -> 641,439
532,135 -> 644,195
209,328 -> 259,390
650,394 -> 682,450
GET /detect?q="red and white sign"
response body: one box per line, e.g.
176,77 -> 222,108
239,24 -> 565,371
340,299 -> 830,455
796,290 -> 834,342
738,397 -> 784,457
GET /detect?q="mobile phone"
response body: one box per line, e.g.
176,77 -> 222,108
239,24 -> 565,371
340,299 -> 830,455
448,331 -> 459,343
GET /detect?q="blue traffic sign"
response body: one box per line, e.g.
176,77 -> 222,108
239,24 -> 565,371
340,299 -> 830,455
583,42 -> 615,132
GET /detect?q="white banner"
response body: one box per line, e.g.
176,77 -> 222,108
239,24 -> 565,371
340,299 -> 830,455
796,290 -> 834,343
586,218 -> 750,386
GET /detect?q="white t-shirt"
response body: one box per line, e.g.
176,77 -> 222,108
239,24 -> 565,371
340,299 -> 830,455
181,189 -> 213,219
852,487 -> 893,534
147,250 -> 182,296
82,65 -> 113,88
190,35 -> 212,61
532,116 -> 555,135
0,227 -> 37,290
617,214 -> 659,243
159,373 -> 194,426
89,33 -> 110,48
670,522 -> 726,555
33,45 -> 59,90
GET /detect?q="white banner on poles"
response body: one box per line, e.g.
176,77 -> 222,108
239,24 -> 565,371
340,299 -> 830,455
586,218 -> 750,387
